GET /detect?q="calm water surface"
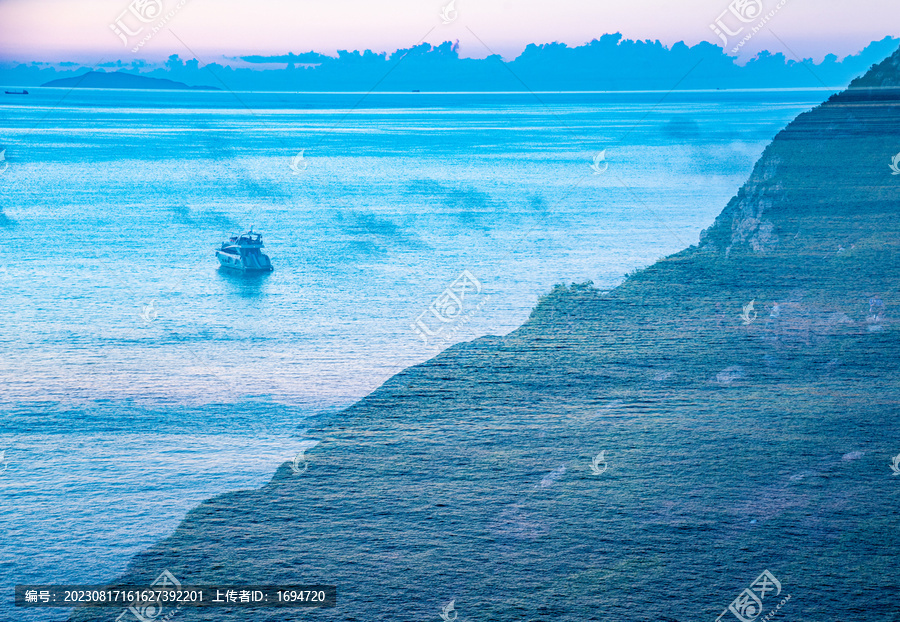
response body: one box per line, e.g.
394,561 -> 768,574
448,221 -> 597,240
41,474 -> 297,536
0,87 -> 834,620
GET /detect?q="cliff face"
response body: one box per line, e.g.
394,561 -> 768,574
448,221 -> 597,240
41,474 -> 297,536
72,48 -> 900,622
698,51 -> 900,262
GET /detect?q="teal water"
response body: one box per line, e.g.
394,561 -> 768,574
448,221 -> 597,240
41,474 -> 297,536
0,88 -> 834,620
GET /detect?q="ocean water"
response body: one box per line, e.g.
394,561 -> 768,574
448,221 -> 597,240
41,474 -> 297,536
0,87 -> 835,620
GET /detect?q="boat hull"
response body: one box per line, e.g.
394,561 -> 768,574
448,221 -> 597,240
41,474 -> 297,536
215,250 -> 273,272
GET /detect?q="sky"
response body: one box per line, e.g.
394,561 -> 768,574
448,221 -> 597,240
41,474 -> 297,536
0,0 -> 897,64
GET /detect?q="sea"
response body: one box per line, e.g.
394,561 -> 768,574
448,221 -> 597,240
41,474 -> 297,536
0,87 -> 836,620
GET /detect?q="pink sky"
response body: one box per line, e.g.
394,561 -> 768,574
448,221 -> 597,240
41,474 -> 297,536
0,0 -> 896,63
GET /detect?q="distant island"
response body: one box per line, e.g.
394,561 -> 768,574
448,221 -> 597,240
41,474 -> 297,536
41,70 -> 220,90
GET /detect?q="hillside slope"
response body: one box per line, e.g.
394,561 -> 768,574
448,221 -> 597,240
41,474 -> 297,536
71,47 -> 900,622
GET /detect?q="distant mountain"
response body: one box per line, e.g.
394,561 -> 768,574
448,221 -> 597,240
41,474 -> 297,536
41,70 -> 219,90
3,35 -> 897,91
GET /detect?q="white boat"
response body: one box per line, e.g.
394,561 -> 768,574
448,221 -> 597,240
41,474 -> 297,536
215,228 -> 273,272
